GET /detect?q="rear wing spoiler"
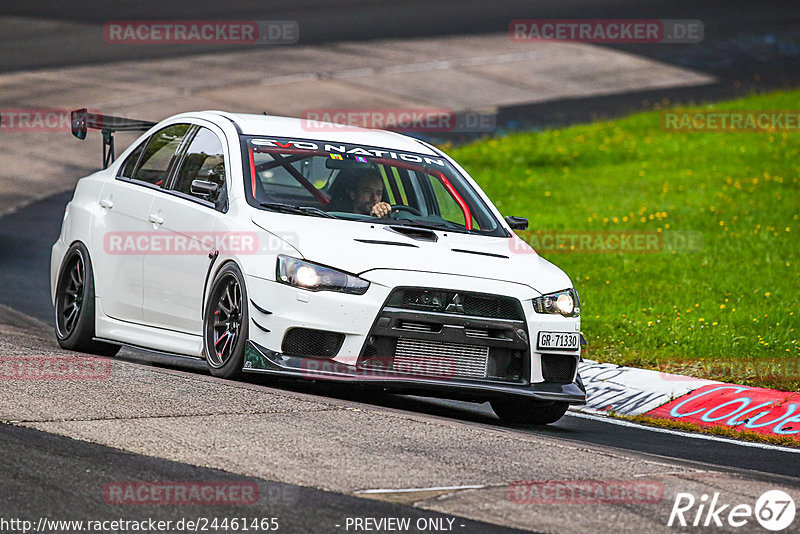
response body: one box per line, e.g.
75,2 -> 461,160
71,108 -> 156,169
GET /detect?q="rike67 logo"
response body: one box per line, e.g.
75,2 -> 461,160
668,490 -> 796,531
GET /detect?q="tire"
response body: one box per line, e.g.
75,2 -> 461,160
490,398 -> 570,425
203,262 -> 248,379
54,243 -> 121,357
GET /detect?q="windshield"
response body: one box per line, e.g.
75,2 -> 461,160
241,136 -> 505,236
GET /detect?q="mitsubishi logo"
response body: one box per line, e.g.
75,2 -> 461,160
445,293 -> 465,314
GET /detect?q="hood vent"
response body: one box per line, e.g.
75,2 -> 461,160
354,239 -> 419,248
386,226 -> 438,242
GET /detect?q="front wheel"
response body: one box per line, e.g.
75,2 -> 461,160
54,243 -> 121,356
490,398 -> 569,425
203,263 -> 248,379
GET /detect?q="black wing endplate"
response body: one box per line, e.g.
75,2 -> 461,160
70,108 -> 157,169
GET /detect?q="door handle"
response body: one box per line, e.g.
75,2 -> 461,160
148,213 -> 164,225
99,199 -> 114,209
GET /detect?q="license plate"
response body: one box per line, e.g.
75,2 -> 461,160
537,331 -> 580,351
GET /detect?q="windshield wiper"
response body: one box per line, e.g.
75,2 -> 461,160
260,202 -> 337,219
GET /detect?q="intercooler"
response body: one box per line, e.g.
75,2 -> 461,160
394,338 -> 490,379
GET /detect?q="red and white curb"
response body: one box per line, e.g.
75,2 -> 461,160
574,361 -> 800,441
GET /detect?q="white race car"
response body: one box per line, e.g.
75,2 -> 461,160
51,109 -> 586,424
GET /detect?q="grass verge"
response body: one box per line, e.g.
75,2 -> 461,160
447,90 -> 800,390
611,412 -> 800,448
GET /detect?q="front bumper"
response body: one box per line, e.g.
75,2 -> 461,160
243,340 -> 587,404
243,270 -> 586,405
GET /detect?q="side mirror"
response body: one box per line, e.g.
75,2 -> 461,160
191,179 -> 219,197
505,216 -> 529,230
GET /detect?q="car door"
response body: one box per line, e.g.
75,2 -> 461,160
142,123 -> 230,334
92,123 -> 191,323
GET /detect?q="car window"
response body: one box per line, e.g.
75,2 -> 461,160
243,137 -> 503,235
131,124 -> 191,186
172,127 -> 226,204
426,173 -> 481,229
118,141 -> 146,179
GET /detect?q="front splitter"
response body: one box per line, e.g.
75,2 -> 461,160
243,341 -> 587,404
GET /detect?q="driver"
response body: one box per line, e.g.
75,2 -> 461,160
330,168 -> 392,218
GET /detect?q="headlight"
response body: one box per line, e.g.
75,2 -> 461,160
276,255 -> 369,295
532,288 -> 580,317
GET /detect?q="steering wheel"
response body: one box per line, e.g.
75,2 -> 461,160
391,204 -> 421,216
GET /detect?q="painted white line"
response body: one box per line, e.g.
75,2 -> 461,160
633,471 -> 707,478
566,410 -> 800,454
355,484 -> 485,494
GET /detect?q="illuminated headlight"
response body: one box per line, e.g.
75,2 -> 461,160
276,255 -> 369,295
532,288 -> 581,317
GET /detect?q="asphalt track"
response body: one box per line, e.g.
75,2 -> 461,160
1,190 -> 799,484
0,423 -> 525,534
3,0 -> 800,130
1,0 -> 799,79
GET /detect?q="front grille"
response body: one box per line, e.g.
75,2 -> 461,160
398,321 -> 437,333
394,338 -> 489,379
541,354 -> 578,383
386,288 -> 524,320
464,328 -> 490,338
282,328 -> 344,359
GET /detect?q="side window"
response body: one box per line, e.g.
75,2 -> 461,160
429,176 -> 465,225
118,141 -> 145,178
172,127 -> 226,205
131,124 -> 191,186
424,173 -> 481,230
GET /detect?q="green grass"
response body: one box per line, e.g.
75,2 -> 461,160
446,90 -> 800,391
618,413 -> 800,447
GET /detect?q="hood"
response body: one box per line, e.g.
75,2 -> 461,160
251,212 -> 572,295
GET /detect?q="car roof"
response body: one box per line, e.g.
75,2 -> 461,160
176,111 -> 440,156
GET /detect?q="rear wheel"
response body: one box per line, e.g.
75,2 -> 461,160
203,263 -> 248,379
490,398 -> 569,425
54,243 -> 121,356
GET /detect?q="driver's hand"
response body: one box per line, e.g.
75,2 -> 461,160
370,201 -> 391,218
